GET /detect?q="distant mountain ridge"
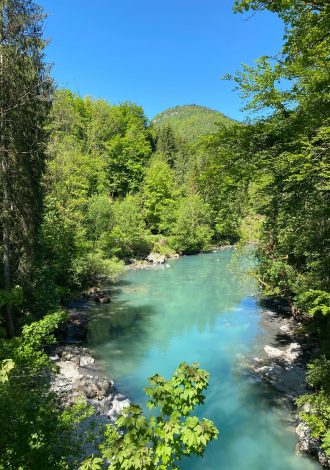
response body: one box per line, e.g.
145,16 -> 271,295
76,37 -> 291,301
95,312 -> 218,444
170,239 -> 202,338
152,104 -> 235,142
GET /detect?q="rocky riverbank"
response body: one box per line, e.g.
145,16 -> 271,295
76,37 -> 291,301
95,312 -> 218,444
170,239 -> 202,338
50,251 -> 181,421
51,344 -> 130,422
50,302 -> 131,444
240,302 -> 329,467
126,252 -> 180,270
126,246 -> 233,271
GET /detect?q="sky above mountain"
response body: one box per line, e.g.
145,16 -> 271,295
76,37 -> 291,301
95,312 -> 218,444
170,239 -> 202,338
39,0 -> 283,121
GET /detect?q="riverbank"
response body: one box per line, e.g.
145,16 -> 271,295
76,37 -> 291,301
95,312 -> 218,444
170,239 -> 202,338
241,299 -> 329,467
51,343 -> 131,422
50,301 -> 131,450
125,245 -> 234,271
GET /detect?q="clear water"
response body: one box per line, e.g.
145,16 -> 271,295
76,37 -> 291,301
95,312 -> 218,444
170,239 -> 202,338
88,250 -> 319,470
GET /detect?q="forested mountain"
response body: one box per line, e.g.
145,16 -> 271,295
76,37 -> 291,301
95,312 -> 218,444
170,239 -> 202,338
152,104 -> 235,142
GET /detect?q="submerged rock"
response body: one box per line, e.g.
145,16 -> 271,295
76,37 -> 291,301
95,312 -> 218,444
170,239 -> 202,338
255,363 -> 306,396
264,342 -> 302,363
264,345 -> 284,360
239,340 -> 306,396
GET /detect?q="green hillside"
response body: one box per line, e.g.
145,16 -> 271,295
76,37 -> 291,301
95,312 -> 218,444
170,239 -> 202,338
152,104 -> 235,142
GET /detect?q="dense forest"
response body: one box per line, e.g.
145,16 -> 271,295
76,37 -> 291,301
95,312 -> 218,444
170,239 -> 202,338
0,0 -> 329,468
152,104 -> 235,142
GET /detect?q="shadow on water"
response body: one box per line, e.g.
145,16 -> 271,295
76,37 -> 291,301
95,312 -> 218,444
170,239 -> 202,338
102,278 -> 134,297
88,301 -> 156,357
257,295 -> 292,316
113,279 -> 134,287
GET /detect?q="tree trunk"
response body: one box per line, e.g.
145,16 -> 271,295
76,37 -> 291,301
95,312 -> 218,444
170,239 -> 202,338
2,189 -> 14,338
0,39 -> 15,337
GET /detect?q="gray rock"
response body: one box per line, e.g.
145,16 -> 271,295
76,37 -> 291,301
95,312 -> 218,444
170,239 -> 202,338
264,342 -> 302,363
56,346 -> 94,367
296,423 -> 330,467
61,351 -> 80,364
285,343 -> 302,362
108,396 -> 131,421
264,345 -> 284,360
80,354 -> 95,367
113,393 -> 128,401
76,376 -> 114,400
302,403 -> 315,414
50,354 -> 60,362
280,322 -> 294,336
318,449 -> 330,468
146,253 -> 166,264
265,310 -> 278,319
296,423 -> 320,455
256,363 -> 306,396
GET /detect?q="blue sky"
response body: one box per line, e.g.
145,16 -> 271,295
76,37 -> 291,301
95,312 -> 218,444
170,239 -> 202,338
39,0 -> 283,121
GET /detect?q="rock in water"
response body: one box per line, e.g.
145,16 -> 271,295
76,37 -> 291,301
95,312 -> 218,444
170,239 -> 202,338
264,342 -> 302,363
76,376 -> 114,400
255,363 -> 306,396
108,394 -> 131,421
264,345 -> 284,359
98,295 -> 110,304
86,287 -> 111,303
146,253 -> 166,264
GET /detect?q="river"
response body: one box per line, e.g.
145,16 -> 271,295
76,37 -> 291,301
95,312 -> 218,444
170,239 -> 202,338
87,249 -> 319,470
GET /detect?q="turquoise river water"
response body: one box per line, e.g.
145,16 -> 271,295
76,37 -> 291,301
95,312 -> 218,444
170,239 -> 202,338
88,249 -> 319,470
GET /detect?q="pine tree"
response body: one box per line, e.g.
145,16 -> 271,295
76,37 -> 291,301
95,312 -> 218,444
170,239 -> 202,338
0,0 -> 51,336
156,124 -> 177,166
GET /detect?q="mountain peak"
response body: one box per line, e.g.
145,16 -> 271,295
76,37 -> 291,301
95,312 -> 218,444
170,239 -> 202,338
152,105 -> 235,142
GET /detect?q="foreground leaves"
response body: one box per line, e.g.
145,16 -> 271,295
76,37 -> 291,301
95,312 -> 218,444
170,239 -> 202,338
0,312 -> 95,469
81,362 -> 219,470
